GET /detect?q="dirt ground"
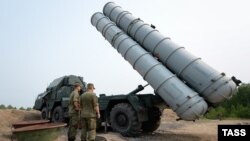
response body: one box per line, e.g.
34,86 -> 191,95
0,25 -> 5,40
1,109 -> 249,141
0,109 -> 41,141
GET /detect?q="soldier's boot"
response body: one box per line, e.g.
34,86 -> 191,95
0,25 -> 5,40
68,137 -> 75,141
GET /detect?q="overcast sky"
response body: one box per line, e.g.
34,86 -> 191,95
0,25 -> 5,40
0,0 -> 249,108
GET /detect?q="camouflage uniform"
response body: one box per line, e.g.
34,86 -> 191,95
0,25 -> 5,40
80,92 -> 99,141
68,90 -> 80,141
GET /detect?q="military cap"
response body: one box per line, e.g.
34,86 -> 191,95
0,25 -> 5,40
87,83 -> 95,89
74,83 -> 81,88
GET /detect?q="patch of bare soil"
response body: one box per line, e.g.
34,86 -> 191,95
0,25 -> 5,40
0,109 -> 40,141
155,109 -> 250,141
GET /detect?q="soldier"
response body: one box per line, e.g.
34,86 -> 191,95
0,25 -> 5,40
68,83 -> 81,141
80,83 -> 100,141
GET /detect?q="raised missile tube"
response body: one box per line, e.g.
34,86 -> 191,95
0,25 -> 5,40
91,12 -> 208,120
103,2 -> 237,104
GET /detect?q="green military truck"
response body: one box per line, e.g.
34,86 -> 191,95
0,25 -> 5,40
34,75 -> 166,136
34,1 -> 240,137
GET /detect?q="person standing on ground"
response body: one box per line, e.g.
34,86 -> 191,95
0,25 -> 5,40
80,83 -> 100,141
68,83 -> 81,141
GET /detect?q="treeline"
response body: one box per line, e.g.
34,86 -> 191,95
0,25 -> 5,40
0,104 -> 32,111
206,83 -> 250,119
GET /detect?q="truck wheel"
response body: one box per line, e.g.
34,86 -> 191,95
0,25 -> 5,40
142,107 -> 161,132
41,107 -> 48,120
96,118 -> 103,131
52,106 -> 64,122
110,103 -> 141,137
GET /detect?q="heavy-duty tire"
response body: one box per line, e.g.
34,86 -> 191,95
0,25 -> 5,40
41,107 -> 48,120
141,107 -> 162,132
110,103 -> 141,137
52,106 -> 64,122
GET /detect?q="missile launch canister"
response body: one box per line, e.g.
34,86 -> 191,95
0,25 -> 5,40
103,2 -> 237,104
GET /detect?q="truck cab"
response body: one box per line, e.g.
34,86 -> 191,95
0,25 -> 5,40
33,75 -> 86,122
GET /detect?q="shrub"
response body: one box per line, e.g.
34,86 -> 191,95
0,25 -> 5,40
0,104 -> 6,109
7,105 -> 13,109
26,107 -> 32,111
206,83 -> 250,119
